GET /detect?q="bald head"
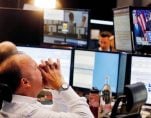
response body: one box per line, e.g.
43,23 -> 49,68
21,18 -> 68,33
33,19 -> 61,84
0,41 -> 17,63
0,52 -> 23,94
0,41 -> 17,53
0,52 -> 43,97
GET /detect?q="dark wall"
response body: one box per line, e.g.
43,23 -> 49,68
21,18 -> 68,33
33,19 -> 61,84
0,0 -> 116,34
0,0 -> 32,9
0,0 -> 19,8
0,8 -> 44,46
59,0 -> 117,33
0,0 -> 117,21
59,0 -> 117,21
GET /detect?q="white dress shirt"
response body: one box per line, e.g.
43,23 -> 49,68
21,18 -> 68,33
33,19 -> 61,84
1,87 -> 94,118
98,47 -> 110,52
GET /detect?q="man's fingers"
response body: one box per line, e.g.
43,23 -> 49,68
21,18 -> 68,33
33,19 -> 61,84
48,58 -> 53,65
56,59 -> 61,70
39,66 -> 47,76
45,61 -> 54,70
41,60 -> 46,66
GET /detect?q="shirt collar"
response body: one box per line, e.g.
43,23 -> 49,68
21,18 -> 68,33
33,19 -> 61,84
98,47 -> 110,51
11,94 -> 37,104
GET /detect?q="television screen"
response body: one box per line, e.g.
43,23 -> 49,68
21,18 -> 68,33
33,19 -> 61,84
0,8 -> 43,46
131,7 -> 151,53
72,50 -> 120,94
43,8 -> 89,48
129,55 -> 151,105
17,46 -> 72,84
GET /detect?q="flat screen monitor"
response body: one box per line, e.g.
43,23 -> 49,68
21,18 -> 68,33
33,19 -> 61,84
113,7 -> 133,52
0,8 -> 43,46
72,50 -> 120,94
17,46 -> 72,84
43,8 -> 89,48
129,55 -> 151,105
130,7 -> 151,53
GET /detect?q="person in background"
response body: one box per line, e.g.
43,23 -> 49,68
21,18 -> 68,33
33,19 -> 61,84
80,16 -> 87,28
0,50 -> 94,118
68,12 -> 76,34
109,35 -> 116,52
0,41 -> 17,63
98,31 -> 112,51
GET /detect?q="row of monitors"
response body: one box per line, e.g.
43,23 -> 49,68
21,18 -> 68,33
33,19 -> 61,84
17,46 -> 151,106
3,7 -> 151,52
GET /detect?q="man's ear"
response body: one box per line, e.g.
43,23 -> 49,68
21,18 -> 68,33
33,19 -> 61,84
21,78 -> 31,88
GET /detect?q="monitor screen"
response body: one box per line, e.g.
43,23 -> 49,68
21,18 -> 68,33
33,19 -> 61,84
130,55 -> 151,105
131,7 -> 151,53
17,46 -> 72,84
0,8 -> 43,46
113,7 -> 133,52
43,8 -> 89,48
72,50 -> 120,93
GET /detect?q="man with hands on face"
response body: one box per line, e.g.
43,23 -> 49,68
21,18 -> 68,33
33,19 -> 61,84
0,52 -> 94,118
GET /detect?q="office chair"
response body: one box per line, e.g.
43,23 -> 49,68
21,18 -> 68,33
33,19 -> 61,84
0,84 -> 12,108
111,82 -> 147,118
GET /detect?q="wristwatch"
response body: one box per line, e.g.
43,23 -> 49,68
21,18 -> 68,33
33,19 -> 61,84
59,83 -> 69,91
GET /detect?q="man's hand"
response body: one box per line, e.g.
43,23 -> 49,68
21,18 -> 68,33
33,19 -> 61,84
39,59 -> 64,90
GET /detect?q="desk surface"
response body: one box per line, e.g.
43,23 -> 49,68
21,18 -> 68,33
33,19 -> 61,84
97,103 -> 151,118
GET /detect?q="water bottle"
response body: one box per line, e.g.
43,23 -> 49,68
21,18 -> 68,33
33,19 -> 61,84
101,76 -> 112,115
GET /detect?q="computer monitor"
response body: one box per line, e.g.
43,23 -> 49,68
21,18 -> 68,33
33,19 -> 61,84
131,7 -> 151,53
0,8 -> 43,46
43,8 -> 90,48
17,46 -> 72,84
129,55 -> 151,105
113,7 -> 133,52
72,50 -> 120,94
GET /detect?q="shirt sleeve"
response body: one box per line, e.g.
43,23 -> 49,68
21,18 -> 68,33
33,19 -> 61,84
32,87 -> 94,118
